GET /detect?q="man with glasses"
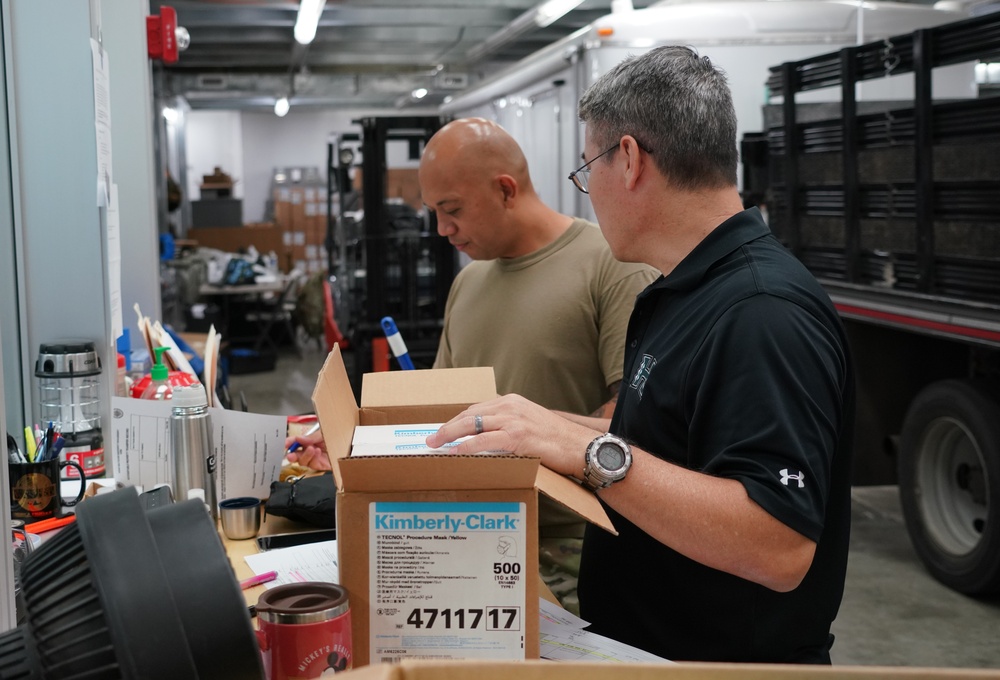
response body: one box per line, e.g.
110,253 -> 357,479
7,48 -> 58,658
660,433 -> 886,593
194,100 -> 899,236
420,117 -> 656,419
286,119 -> 655,473
429,46 -> 855,664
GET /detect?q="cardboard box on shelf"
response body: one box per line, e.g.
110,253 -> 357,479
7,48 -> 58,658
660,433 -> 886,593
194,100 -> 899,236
336,660 -> 1000,680
312,347 -> 613,667
273,198 -> 292,230
351,167 -> 424,212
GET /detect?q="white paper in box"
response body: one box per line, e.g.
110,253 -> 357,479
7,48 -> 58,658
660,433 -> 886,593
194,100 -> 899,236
352,423 -> 444,446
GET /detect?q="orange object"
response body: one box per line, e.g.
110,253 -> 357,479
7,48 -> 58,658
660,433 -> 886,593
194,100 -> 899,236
371,337 -> 390,372
25,514 -> 76,534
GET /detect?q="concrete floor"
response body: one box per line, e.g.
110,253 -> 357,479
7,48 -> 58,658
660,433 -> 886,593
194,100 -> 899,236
231,344 -> 1000,670
834,487 -> 1000,668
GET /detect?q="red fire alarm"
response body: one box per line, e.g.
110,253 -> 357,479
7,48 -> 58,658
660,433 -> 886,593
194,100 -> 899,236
147,5 -> 179,64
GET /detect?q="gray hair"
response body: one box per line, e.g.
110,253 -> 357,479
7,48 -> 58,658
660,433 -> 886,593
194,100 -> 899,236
578,45 -> 738,190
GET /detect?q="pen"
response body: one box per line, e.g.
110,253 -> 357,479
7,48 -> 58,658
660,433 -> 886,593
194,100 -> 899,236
240,570 -> 278,590
286,422 -> 321,456
25,515 -> 76,534
40,422 -> 54,461
380,316 -> 415,370
47,434 -> 65,462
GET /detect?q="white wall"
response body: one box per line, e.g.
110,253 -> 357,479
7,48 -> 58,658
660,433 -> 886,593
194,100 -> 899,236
239,109 -> 349,223
186,110 -> 245,201
187,109 -> 432,225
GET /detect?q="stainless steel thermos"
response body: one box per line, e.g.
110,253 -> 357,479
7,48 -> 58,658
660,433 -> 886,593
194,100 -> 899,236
170,384 -> 218,519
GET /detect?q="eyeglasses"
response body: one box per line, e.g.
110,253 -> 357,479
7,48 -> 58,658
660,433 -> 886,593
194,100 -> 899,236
568,143 -> 619,194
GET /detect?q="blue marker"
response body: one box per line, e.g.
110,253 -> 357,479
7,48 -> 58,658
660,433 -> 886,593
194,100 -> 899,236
286,422 -> 322,456
380,316 -> 415,370
41,434 -> 65,463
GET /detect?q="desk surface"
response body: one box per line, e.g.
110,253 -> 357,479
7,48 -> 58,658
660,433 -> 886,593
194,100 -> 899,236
222,514 -> 305,606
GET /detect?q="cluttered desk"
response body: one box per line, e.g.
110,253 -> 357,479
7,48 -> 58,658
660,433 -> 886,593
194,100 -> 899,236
6,339 -> 660,678
198,275 -> 290,352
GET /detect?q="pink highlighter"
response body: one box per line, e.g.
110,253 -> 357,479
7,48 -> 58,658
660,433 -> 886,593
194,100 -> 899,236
240,571 -> 278,590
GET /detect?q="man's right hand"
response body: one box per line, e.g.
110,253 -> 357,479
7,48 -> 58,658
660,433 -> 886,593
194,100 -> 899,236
284,431 -> 332,471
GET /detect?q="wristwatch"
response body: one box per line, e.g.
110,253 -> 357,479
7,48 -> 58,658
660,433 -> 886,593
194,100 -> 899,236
582,433 -> 632,492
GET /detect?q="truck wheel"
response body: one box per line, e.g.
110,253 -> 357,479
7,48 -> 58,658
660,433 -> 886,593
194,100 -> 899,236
899,379 -> 1000,595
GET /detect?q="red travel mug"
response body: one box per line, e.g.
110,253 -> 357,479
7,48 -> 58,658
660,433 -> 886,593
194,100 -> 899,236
256,582 -> 352,679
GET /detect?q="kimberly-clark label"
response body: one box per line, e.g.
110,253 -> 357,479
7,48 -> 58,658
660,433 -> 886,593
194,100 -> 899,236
369,501 -> 526,662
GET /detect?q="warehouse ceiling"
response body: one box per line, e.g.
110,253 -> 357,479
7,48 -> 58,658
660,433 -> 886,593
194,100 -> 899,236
151,0 -> 658,112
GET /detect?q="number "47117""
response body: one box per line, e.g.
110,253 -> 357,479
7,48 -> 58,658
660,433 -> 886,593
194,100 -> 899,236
405,607 -> 520,631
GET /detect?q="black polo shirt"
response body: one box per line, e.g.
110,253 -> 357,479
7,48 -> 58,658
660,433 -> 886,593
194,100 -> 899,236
578,208 -> 855,663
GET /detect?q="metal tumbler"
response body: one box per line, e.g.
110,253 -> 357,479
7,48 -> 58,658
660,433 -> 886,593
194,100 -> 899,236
170,384 -> 218,519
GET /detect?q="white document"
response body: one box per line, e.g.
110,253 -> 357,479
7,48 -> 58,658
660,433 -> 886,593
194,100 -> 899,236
106,183 -> 123,340
537,598 -> 671,663
539,598 -> 588,630
244,541 -> 339,588
109,396 -> 286,499
215,407 -> 287,499
351,423 -> 469,456
352,423 -> 444,445
350,442 -> 461,456
90,38 -> 113,207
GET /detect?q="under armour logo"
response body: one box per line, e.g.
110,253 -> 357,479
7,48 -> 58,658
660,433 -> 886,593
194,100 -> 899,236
779,469 -> 805,488
630,354 -> 656,400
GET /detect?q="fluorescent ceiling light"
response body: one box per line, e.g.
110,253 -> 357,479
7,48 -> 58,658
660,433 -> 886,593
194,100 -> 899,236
294,0 -> 326,45
534,0 -> 584,27
274,96 -> 290,117
411,88 -> 428,100
467,0 -> 584,63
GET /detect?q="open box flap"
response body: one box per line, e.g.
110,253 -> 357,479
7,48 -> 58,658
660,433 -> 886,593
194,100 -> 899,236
361,366 -> 497,408
535,466 -> 616,535
339,454 -> 540,493
311,345 -> 359,491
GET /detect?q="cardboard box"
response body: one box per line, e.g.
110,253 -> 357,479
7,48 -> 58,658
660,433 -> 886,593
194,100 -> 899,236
351,167 -> 424,212
335,660 -> 1000,680
312,347 -> 612,667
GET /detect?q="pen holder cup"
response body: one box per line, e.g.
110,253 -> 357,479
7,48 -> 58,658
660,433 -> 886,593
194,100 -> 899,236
9,460 -> 86,523
219,497 -> 263,540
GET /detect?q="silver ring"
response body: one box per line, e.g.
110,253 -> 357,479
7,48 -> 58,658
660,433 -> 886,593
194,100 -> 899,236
474,414 -> 484,435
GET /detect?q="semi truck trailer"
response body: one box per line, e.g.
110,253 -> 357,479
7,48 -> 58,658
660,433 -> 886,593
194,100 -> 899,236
745,11 -> 1000,595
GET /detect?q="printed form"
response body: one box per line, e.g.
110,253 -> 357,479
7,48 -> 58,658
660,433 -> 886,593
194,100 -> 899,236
109,396 -> 286,498
538,599 -> 671,663
244,541 -> 339,587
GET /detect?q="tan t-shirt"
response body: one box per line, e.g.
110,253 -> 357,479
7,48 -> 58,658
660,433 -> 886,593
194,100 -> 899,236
434,219 -> 658,416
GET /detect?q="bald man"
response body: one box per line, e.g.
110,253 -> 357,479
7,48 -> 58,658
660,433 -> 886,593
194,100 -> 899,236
420,118 -> 656,418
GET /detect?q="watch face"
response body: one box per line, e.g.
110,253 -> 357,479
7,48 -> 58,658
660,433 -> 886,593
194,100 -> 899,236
596,442 -> 625,471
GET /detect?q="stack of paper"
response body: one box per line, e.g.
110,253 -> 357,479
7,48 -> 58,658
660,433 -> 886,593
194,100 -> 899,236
350,423 -> 467,456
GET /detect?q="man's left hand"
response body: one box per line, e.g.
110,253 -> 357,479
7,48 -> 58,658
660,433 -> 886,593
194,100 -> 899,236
425,394 -> 599,478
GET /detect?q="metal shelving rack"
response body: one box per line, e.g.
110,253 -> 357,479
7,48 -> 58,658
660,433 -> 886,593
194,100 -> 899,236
762,12 -> 1000,304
